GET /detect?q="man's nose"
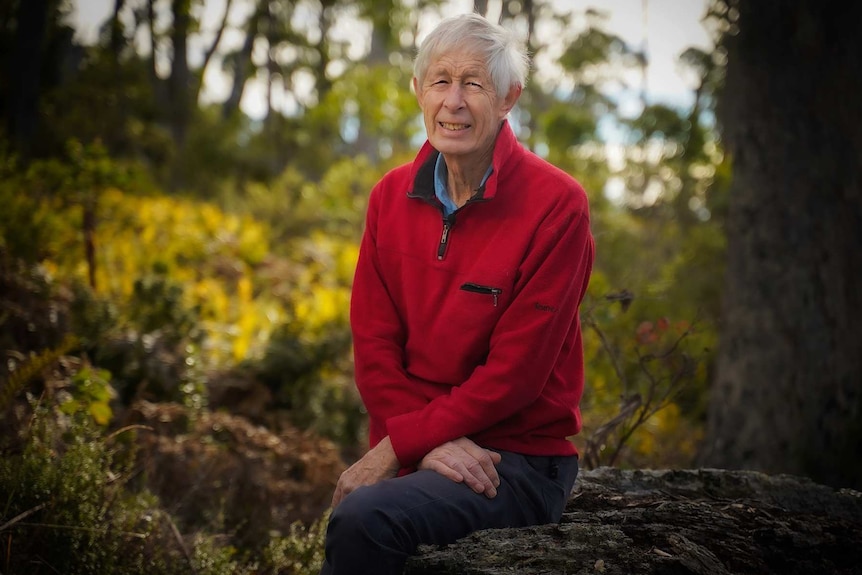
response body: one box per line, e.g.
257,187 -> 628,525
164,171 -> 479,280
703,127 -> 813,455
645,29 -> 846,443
443,83 -> 465,108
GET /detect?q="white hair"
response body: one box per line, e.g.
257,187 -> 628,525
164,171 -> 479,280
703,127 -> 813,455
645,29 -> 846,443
413,13 -> 530,95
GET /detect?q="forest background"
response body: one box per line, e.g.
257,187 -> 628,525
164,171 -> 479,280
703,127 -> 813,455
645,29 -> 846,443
0,0 -> 754,573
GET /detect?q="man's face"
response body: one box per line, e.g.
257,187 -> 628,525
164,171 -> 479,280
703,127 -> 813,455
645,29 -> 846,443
414,49 -> 519,162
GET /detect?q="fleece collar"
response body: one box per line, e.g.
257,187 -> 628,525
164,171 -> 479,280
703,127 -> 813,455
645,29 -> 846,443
407,120 -> 524,202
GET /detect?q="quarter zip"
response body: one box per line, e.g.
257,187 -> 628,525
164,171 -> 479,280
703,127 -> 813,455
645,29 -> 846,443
437,220 -> 451,260
434,193 -> 489,261
437,212 -> 457,260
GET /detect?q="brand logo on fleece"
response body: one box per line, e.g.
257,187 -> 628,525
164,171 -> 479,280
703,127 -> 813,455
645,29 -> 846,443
534,302 -> 557,313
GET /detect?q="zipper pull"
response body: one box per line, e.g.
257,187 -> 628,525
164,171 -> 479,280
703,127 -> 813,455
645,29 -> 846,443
437,222 -> 451,260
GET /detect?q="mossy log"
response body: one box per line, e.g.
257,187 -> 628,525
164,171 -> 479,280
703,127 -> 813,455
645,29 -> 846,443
405,467 -> 862,575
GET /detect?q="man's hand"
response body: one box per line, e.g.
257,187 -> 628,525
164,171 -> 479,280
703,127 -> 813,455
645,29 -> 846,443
331,436 -> 400,508
418,437 -> 501,498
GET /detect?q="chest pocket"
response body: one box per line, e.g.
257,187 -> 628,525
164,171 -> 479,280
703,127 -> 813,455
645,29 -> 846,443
460,282 -> 503,307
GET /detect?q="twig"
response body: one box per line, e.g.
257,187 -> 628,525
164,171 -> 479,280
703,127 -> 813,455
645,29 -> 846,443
584,304 -> 706,468
106,424 -> 154,440
32,554 -> 63,574
583,394 -> 642,469
0,503 -> 47,533
164,513 -> 197,574
5,522 -> 147,539
584,313 -> 629,391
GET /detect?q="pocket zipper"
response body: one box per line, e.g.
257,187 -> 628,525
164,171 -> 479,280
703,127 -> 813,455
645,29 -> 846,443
460,283 -> 503,306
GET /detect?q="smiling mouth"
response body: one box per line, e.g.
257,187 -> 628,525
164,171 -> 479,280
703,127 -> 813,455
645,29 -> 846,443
439,122 -> 470,131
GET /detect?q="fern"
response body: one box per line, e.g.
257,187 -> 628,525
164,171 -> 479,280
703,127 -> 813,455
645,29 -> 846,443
0,334 -> 77,413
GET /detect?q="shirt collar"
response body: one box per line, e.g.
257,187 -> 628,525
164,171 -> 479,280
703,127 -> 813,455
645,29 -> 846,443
433,153 -> 494,216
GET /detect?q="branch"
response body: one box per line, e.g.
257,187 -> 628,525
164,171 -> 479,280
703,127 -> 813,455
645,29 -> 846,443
583,394 -> 642,469
583,312 -> 628,390
194,0 -> 234,103
164,512 -> 197,574
0,503 -> 47,533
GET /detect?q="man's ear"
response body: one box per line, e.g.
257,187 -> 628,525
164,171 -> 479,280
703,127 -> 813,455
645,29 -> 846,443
499,84 -> 522,117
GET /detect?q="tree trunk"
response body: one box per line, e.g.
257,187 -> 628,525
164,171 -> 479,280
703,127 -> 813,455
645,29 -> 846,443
146,0 -> 168,114
351,0 -> 395,163
6,0 -> 49,158
82,196 -> 97,291
312,0 -> 336,100
701,0 -> 862,490
168,0 -> 192,149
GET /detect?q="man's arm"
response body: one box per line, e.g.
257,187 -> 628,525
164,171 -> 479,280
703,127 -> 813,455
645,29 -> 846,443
349,185 -> 429,430
331,436 -> 502,508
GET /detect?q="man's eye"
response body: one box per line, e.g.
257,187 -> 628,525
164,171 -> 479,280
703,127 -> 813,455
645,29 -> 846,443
466,82 -> 482,88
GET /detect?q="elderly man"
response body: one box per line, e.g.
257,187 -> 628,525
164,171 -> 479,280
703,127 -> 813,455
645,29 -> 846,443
320,12 -> 594,575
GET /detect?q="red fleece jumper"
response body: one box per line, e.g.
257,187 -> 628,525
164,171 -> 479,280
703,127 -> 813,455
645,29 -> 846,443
350,121 -> 595,473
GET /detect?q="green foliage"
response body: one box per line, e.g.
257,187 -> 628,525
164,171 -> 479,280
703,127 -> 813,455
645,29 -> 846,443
0,153 -> 69,263
0,409 -> 169,575
540,102 -> 599,149
69,277 -> 121,348
87,266 -> 207,410
559,23 -> 632,73
0,405 -> 331,575
128,269 -> 203,345
60,366 -> 115,426
232,156 -> 378,247
174,105 -> 254,195
257,319 -> 362,445
263,510 -> 330,575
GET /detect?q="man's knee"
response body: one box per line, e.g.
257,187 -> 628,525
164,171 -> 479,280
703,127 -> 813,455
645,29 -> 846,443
324,485 -> 412,573
327,485 -> 401,548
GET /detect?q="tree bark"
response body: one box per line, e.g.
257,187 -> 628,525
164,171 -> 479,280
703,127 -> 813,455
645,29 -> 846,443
701,0 -> 862,489
406,467 -> 862,575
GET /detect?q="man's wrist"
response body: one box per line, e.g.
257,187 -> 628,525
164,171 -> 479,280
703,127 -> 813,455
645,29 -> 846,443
375,435 -> 401,473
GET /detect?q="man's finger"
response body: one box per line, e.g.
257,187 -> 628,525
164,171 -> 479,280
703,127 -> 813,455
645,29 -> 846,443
424,459 -> 464,483
461,445 -> 500,490
476,451 -> 500,488
447,438 -> 501,495
456,456 -> 497,497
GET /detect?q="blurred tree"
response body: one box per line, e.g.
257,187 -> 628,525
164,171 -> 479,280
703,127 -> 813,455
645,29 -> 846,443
701,0 -> 862,489
0,0 -> 79,158
3,0 -> 50,156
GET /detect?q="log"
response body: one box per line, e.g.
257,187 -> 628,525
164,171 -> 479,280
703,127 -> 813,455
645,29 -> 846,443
405,467 -> 862,575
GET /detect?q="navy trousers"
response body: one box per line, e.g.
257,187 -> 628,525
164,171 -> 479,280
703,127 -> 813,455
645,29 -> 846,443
319,451 -> 578,575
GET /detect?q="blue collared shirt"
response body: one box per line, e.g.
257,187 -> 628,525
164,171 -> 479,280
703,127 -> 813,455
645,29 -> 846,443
434,153 -> 494,216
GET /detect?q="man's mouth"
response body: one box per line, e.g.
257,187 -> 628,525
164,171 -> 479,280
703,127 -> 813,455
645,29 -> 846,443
439,122 -> 470,131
